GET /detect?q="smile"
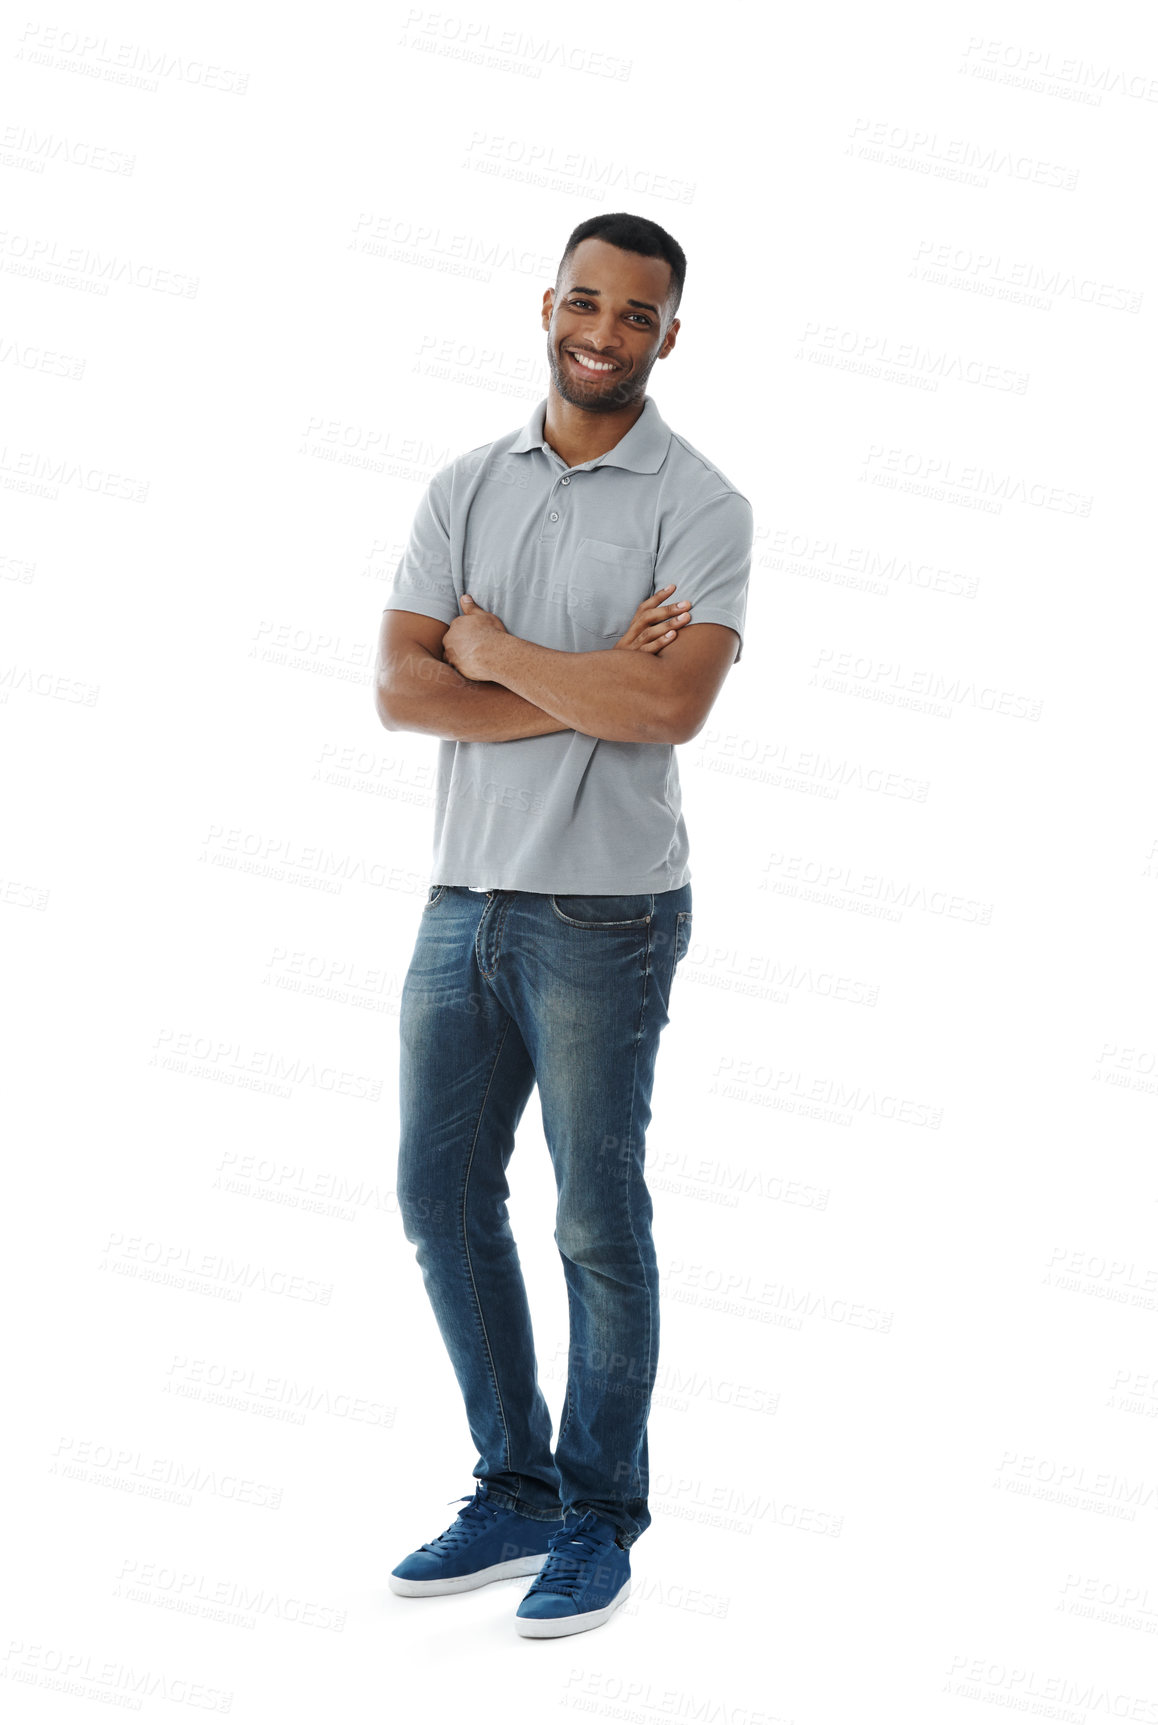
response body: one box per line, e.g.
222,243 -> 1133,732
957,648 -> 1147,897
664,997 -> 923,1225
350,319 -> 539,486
566,349 -> 621,374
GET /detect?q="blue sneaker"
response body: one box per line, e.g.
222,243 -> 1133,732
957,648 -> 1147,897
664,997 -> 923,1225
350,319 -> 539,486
514,1510 -> 632,1638
389,1483 -> 564,1597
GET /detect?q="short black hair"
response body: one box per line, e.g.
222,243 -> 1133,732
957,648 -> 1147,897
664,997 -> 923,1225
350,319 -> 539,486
555,212 -> 686,321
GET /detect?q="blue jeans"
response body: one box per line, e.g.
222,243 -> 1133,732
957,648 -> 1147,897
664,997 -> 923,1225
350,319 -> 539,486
395,883 -> 693,1550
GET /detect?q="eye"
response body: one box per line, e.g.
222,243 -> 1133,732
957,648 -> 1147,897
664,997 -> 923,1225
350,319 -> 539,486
568,298 -> 652,326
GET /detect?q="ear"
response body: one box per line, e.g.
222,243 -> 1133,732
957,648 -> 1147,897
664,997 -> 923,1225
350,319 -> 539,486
541,287 -> 554,330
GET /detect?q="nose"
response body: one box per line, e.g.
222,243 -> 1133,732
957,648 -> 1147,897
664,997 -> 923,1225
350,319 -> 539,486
588,319 -> 624,357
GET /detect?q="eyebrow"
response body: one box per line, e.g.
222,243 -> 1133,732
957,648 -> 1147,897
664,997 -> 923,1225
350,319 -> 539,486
567,284 -> 661,317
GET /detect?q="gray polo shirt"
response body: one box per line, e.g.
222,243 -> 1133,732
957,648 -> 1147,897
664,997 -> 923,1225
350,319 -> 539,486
382,393 -> 753,894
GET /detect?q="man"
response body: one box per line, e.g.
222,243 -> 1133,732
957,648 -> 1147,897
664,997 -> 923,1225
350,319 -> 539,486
374,212 -> 753,1639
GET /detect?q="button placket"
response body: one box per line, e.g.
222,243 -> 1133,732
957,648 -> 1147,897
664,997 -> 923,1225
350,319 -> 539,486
541,461 -> 585,544
549,470 -> 575,524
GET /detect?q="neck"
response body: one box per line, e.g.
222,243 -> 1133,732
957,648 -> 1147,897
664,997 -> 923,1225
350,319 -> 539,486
542,389 -> 646,469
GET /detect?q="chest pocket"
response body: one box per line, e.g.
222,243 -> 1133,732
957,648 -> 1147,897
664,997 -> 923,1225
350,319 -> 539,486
565,538 -> 658,641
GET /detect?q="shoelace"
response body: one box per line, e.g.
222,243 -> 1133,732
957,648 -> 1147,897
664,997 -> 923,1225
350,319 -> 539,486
420,1493 -> 496,1555
524,1520 -> 616,1599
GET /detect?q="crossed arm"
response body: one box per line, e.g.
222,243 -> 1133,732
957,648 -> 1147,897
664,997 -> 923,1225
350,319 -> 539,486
373,593 -> 739,746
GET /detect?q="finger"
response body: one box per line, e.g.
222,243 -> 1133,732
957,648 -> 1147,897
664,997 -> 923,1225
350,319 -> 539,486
644,599 -> 689,624
638,586 -> 676,614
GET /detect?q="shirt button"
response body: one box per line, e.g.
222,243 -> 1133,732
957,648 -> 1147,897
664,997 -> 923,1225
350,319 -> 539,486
549,511 -> 559,522
561,476 -> 570,484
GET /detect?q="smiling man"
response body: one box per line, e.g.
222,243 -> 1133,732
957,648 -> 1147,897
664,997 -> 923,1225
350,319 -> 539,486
375,212 -> 753,1640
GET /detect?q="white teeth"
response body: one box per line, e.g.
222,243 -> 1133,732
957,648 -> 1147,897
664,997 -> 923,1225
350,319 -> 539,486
569,350 -> 618,372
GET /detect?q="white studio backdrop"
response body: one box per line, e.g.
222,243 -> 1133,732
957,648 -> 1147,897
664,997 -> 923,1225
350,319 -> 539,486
3,1 -> 1157,1720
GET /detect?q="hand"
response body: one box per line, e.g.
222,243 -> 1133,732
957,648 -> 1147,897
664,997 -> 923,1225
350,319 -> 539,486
442,593 -> 508,680
614,584 -> 692,652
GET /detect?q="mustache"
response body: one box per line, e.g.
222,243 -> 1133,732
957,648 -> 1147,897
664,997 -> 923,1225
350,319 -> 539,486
553,342 -> 640,408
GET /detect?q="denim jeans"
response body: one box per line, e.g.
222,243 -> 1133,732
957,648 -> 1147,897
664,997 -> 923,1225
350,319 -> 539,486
395,882 -> 693,1549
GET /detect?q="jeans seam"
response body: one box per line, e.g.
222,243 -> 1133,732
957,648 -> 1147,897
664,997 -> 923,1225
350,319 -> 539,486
669,910 -> 691,1000
460,1013 -> 521,1505
620,924 -> 654,1534
555,1330 -> 575,1458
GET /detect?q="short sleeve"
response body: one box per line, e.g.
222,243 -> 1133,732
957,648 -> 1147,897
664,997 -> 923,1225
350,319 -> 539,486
382,470 -> 459,626
655,491 -> 753,663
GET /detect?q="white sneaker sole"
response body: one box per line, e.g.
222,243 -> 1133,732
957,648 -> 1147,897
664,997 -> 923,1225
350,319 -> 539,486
389,1553 -> 548,1598
514,1577 -> 631,1638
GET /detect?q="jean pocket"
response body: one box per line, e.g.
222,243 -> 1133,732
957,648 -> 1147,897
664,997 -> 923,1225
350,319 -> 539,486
425,883 -> 448,907
550,892 -> 653,928
674,910 -> 692,965
566,539 -> 657,641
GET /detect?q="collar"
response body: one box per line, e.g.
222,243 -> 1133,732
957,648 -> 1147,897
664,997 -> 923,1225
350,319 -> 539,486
510,394 -> 671,474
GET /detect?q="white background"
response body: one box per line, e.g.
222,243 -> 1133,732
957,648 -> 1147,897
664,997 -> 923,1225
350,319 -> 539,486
3,2 -> 1157,1720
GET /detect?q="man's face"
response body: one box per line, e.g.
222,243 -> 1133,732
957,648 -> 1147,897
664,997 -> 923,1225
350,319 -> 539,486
542,237 -> 680,414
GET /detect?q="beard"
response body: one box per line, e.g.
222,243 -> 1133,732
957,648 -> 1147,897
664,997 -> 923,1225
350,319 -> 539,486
546,335 -> 655,414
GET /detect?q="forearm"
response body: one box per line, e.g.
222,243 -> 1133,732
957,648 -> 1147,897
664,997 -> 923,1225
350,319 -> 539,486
377,644 -> 573,742
482,634 -> 677,744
